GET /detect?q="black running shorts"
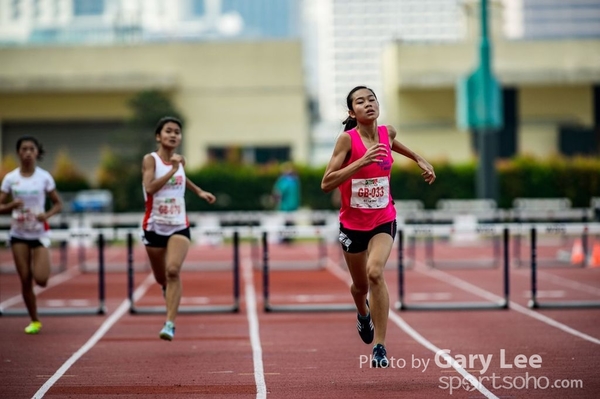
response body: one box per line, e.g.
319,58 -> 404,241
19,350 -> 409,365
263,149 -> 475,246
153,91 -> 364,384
338,220 -> 397,253
142,228 -> 191,248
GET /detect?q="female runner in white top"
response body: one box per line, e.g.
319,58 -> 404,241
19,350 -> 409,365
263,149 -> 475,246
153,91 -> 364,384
0,136 -> 63,334
141,117 -> 216,341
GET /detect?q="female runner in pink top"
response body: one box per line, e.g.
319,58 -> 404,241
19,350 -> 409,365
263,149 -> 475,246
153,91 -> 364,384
321,86 -> 436,367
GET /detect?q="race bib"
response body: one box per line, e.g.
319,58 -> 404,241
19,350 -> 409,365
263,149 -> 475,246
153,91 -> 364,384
12,207 -> 42,231
350,177 -> 390,209
152,197 -> 186,225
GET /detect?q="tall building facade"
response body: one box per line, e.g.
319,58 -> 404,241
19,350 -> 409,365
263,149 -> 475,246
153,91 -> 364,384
0,0 -> 300,44
304,0 -> 600,164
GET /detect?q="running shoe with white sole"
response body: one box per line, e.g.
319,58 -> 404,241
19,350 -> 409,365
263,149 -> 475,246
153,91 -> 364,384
159,321 -> 175,341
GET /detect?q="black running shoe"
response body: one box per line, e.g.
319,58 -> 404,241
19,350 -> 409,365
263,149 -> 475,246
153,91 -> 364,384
372,344 -> 389,368
356,300 -> 374,344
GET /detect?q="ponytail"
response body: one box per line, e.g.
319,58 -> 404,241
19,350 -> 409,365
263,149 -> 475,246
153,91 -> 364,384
342,116 -> 358,131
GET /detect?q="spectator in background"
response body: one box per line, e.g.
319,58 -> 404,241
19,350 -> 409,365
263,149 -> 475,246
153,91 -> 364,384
0,136 -> 63,334
272,162 -> 301,243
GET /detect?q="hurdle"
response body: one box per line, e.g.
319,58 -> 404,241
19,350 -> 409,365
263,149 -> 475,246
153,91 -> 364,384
127,229 -> 240,314
261,227 -> 408,313
395,226 -> 509,311
0,230 -> 106,316
528,224 -> 600,309
261,226 -> 356,312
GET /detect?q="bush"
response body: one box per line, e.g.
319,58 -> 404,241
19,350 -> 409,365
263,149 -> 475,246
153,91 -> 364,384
99,156 -> 600,212
52,150 -> 90,192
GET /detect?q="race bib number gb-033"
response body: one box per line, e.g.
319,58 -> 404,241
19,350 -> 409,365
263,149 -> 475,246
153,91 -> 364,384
152,197 -> 186,225
350,177 -> 390,209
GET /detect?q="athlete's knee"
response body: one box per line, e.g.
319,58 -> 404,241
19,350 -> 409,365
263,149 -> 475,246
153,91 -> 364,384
367,266 -> 385,285
165,263 -> 181,280
351,282 -> 369,296
35,277 -> 48,288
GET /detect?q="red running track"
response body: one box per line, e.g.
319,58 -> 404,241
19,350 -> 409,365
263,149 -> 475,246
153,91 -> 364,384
0,241 -> 599,398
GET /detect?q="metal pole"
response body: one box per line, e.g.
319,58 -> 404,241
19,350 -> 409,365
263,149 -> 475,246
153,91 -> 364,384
502,227 -> 509,308
398,229 -> 405,309
97,233 -> 106,315
262,231 -> 270,312
476,0 -> 499,201
232,231 -> 240,312
127,232 -> 135,313
529,227 -> 538,308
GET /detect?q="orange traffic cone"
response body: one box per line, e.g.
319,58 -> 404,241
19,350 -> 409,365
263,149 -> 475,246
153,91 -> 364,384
570,239 -> 584,265
588,242 -> 600,268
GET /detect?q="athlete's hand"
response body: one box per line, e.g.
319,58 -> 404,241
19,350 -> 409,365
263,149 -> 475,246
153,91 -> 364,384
11,199 -> 23,209
36,212 -> 48,222
360,143 -> 388,167
170,154 -> 184,170
199,190 -> 216,204
417,158 -> 436,185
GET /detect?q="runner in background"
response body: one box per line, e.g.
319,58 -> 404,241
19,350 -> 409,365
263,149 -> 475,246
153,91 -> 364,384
141,116 -> 216,341
0,136 -> 63,334
321,86 -> 436,367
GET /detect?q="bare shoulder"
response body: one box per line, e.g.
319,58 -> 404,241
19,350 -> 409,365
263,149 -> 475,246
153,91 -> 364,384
386,124 -> 398,140
336,131 -> 351,146
142,153 -> 156,168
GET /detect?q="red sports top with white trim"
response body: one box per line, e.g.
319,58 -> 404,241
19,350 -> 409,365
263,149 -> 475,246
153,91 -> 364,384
338,125 -> 396,231
142,152 -> 189,235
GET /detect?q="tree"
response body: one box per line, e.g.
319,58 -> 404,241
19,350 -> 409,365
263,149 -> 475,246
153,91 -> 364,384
104,90 -> 185,211
111,90 -> 185,162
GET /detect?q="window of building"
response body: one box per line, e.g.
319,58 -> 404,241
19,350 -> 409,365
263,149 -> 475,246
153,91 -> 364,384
73,0 -> 105,16
191,0 -> 205,16
11,0 -> 21,20
33,0 -> 41,19
208,145 -> 291,165
559,125 -> 598,156
53,0 -> 61,18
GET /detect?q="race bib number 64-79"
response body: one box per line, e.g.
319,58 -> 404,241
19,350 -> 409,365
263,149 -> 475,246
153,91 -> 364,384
350,177 -> 390,209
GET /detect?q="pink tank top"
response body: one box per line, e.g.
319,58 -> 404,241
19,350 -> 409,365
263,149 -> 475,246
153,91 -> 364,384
338,125 -> 396,231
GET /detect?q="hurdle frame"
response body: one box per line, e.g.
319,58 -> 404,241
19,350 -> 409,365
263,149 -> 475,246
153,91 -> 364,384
528,225 -> 600,309
262,229 -> 356,313
395,227 -> 509,311
128,230 -> 240,314
0,231 -> 106,316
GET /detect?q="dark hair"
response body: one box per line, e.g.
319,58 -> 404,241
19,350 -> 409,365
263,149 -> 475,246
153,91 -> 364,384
154,116 -> 182,136
16,136 -> 45,161
342,85 -> 377,131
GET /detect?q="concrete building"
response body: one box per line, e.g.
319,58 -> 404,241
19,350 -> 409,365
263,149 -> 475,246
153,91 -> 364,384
381,0 -> 600,165
305,0 -> 600,164
0,0 -> 307,183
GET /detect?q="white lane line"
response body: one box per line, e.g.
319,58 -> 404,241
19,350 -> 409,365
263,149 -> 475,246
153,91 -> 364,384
388,311 -> 499,398
416,267 -> 600,345
520,269 -> 600,296
31,273 -> 156,399
324,260 -> 499,399
242,258 -> 267,399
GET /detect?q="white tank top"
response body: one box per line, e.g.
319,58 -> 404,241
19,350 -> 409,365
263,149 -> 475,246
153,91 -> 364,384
142,152 -> 188,235
0,167 -> 55,240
